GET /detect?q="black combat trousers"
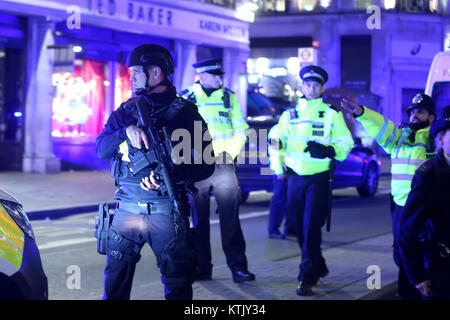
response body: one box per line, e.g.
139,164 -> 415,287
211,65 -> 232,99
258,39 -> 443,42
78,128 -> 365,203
103,207 -> 194,300
191,163 -> 248,274
287,170 -> 330,285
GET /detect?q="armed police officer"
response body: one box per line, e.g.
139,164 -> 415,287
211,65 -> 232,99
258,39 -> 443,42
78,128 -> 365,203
341,93 -> 436,299
397,106 -> 450,299
179,58 -> 255,283
95,44 -> 214,300
275,65 -> 353,295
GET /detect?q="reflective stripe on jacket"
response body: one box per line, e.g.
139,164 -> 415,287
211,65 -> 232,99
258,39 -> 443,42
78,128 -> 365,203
356,106 -> 432,206
0,203 -> 24,276
182,83 -> 249,160
268,124 -> 286,174
276,98 -> 353,176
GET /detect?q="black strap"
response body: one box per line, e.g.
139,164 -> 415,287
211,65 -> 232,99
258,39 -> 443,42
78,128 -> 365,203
223,88 -> 231,109
107,229 -> 141,263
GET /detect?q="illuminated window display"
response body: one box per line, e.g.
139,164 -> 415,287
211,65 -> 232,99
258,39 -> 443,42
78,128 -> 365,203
114,62 -> 131,110
51,58 -> 106,139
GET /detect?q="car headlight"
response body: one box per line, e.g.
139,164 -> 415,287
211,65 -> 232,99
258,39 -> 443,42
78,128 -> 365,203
0,200 -> 35,240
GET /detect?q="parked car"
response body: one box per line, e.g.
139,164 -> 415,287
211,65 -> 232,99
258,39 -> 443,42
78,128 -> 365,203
0,187 -> 48,300
237,93 -> 380,202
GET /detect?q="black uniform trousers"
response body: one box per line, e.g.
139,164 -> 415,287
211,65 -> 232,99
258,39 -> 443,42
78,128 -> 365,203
391,202 -> 423,300
103,207 -> 193,300
287,170 -> 329,285
268,176 -> 294,235
191,163 -> 248,273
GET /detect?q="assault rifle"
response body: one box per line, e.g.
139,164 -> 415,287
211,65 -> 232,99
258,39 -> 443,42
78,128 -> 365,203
128,97 -> 187,235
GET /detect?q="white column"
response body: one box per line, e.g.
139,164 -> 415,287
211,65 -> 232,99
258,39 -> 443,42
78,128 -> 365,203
174,40 -> 197,92
22,17 -> 61,173
314,17 -> 340,88
223,47 -> 249,117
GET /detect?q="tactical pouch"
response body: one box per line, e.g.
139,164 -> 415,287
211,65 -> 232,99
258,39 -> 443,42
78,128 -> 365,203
95,203 -> 112,255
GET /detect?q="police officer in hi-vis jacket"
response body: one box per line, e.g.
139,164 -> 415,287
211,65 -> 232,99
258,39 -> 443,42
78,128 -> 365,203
275,65 -> 353,295
180,58 -> 255,283
341,93 -> 436,299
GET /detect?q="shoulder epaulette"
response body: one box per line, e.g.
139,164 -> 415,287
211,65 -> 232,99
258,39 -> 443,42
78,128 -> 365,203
163,97 -> 190,121
122,97 -> 139,110
328,105 -> 341,112
224,87 -> 235,95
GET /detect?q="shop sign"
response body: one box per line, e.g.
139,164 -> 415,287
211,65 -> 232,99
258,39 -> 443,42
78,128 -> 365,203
298,47 -> 315,64
1,0 -> 249,44
84,0 -> 248,43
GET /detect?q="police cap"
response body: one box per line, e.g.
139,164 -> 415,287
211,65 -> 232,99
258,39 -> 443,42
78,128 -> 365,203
126,44 -> 175,75
406,93 -> 435,117
193,58 -> 225,75
300,65 -> 328,85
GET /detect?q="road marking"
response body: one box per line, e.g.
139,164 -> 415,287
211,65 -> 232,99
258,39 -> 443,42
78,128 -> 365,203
211,210 -> 269,225
42,228 -> 92,237
38,237 -> 96,250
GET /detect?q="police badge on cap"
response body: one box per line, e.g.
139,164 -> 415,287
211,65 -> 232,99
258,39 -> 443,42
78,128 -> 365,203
193,58 -> 225,75
300,65 -> 328,85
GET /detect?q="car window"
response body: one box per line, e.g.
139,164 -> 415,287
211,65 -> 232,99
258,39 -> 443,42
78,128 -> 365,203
431,82 -> 450,117
247,92 -> 278,118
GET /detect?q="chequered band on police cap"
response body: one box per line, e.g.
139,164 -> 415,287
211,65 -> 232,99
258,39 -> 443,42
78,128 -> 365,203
196,64 -> 222,73
302,71 -> 325,82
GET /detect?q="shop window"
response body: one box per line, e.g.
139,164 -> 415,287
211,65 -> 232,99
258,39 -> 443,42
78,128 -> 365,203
341,35 -> 371,92
52,58 -> 106,139
203,0 -> 236,9
356,0 -> 373,10
115,62 -> 131,110
296,0 -> 318,11
259,0 -> 287,12
0,47 -> 25,143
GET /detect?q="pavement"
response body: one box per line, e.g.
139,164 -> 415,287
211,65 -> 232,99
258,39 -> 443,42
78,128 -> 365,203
0,155 -> 401,300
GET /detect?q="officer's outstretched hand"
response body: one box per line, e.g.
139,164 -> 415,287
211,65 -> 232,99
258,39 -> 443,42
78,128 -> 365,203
340,99 -> 363,117
126,125 -> 150,150
140,171 -> 164,191
304,141 -> 336,159
415,280 -> 431,298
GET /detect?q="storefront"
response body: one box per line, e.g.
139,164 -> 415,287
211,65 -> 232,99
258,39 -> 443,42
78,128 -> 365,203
0,12 -> 26,171
0,0 -> 251,172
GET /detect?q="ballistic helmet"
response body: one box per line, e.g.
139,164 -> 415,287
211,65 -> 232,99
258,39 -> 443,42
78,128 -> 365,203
126,44 -> 174,75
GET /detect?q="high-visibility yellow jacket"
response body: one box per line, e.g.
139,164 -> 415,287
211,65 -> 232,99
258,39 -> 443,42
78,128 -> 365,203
181,83 -> 249,160
268,124 -> 286,174
0,203 -> 24,275
356,106 -> 433,206
276,98 -> 353,176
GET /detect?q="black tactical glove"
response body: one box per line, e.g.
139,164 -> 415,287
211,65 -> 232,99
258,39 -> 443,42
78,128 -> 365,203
215,151 -> 234,165
304,141 -> 336,159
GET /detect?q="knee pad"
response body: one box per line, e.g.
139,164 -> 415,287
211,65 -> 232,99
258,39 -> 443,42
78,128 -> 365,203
106,229 -> 141,263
